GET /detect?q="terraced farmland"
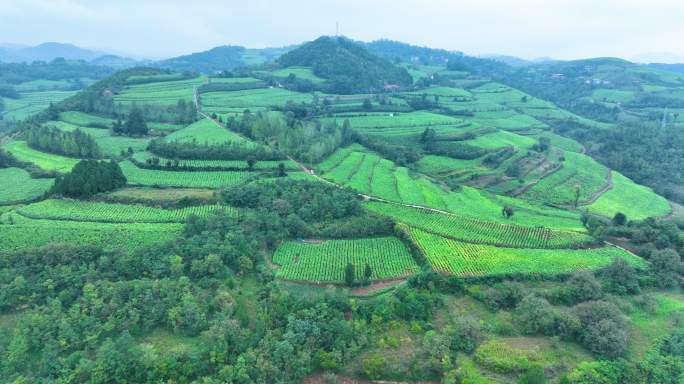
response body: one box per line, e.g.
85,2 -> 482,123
0,168 -> 53,204
1,90 -> 77,120
113,76 -> 206,105
3,141 -> 79,172
17,199 -> 232,223
200,88 -> 313,112
272,237 -> 419,282
321,111 -> 471,138
409,228 -> 645,277
523,151 -> 609,205
318,146 -> 584,230
366,202 -> 592,248
120,160 -> 254,188
587,172 -> 671,220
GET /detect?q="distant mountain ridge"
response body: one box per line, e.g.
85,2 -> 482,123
0,42 -> 108,63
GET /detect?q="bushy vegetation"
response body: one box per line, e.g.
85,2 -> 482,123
51,160 -> 126,197
27,124 -> 101,158
277,36 -> 412,93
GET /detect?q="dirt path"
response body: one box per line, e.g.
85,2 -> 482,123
580,170 -> 613,206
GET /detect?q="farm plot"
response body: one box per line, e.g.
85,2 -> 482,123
587,172 -> 671,220
0,168 -> 53,204
522,151 -> 609,205
1,90 -> 76,121
321,111 -> 470,138
17,199 -> 232,223
200,88 -> 313,112
272,237 -> 419,282
460,129 -> 537,149
164,118 -> 254,146
133,151 -> 298,170
59,111 -> 115,127
113,76 -> 206,105
409,228 -> 645,277
366,202 -> 592,248
0,218 -> 181,253
120,160 -> 253,188
3,141 -> 79,172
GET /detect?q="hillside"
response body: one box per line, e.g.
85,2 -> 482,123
277,36 -> 413,93
0,39 -> 683,384
0,42 -> 108,63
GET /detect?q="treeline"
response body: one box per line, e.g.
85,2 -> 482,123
27,125 -> 101,158
51,160 -> 126,198
226,111 -> 354,163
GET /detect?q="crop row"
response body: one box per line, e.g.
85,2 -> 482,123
366,202 -> 591,248
120,160 -> 254,188
0,218 -> 181,253
17,199 -> 233,223
272,237 -> 419,283
409,227 -> 645,277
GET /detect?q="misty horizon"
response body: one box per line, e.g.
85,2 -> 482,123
2,0 -> 684,63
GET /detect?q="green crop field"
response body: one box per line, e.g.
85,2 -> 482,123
17,199 -> 232,223
200,88 -> 313,113
3,141 -> 80,172
164,118 -> 254,146
587,171 -> 671,220
366,202 -> 592,248
113,76 -> 206,105
523,151 -> 609,205
414,155 -> 483,175
120,160 -> 253,188
272,237 -> 419,282
0,217 -> 181,253
0,168 -> 53,204
321,111 -> 470,138
461,129 -> 537,149
133,151 -> 298,170
1,90 -> 77,120
59,111 -> 115,127
409,227 -> 645,277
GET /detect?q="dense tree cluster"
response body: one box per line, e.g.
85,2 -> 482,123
227,111 -> 353,163
51,160 -> 126,197
27,124 -> 101,158
112,106 -> 148,136
222,179 -> 394,240
277,36 -> 412,94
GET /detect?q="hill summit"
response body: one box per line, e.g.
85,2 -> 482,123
277,36 -> 412,93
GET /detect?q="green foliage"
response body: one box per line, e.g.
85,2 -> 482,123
27,124 -> 101,158
51,160 -> 126,198
277,36 -> 412,93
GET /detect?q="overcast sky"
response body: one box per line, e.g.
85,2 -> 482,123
1,0 -> 683,62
